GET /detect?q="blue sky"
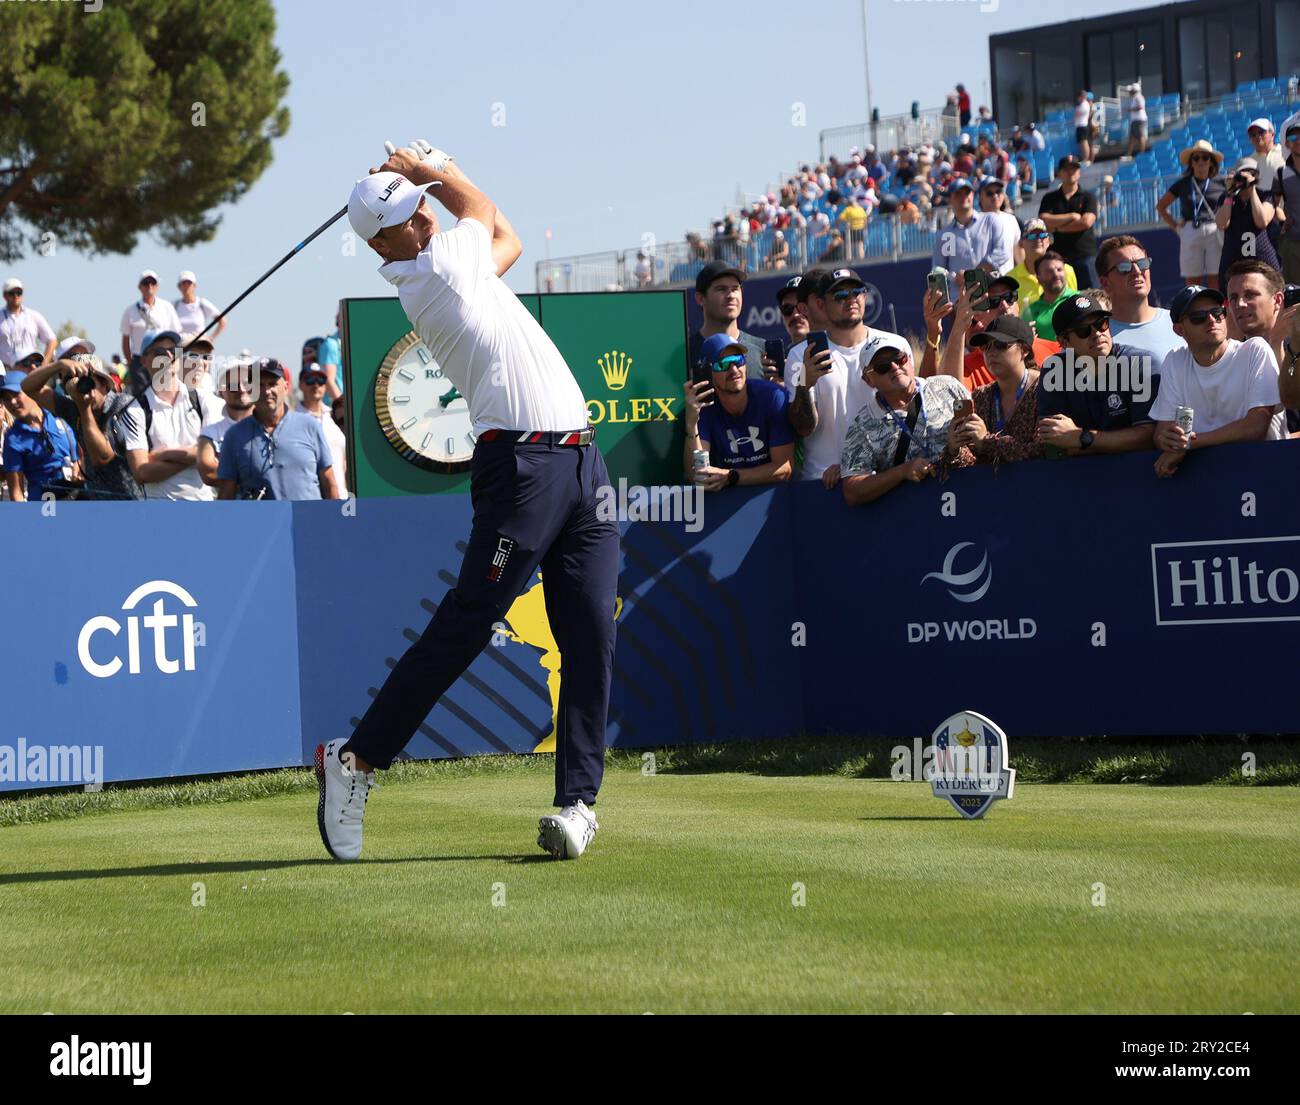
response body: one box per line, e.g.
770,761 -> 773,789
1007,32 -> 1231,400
14,0 -> 1138,365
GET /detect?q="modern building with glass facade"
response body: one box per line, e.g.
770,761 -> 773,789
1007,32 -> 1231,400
990,0 -> 1300,126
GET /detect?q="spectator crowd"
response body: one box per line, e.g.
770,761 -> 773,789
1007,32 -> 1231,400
0,269 -> 348,502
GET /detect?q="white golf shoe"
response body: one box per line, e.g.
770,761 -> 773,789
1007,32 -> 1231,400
315,740 -> 375,862
537,800 -> 598,860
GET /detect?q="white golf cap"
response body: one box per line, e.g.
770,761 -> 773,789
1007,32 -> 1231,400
2,277 -> 22,293
139,269 -> 159,282
55,335 -> 96,359
859,332 -> 911,371
347,172 -> 441,240
1247,117 -> 1274,133
177,270 -> 197,284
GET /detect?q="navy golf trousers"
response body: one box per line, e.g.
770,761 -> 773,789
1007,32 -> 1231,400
344,435 -> 620,807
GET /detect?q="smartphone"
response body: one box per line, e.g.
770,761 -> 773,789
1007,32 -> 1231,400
927,268 -> 951,305
963,269 -> 991,312
1285,284 -> 1300,309
954,398 -> 973,420
807,330 -> 830,359
764,338 -> 787,368
690,358 -> 715,406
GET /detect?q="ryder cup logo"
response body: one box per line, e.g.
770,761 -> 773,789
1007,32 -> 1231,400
922,541 -> 993,602
930,710 -> 1016,819
77,581 -> 200,679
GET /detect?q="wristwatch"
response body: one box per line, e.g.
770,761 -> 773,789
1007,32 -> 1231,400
726,469 -> 740,488
1079,429 -> 1096,450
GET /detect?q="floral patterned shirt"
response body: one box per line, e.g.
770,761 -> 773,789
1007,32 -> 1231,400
840,374 -> 976,476
970,372 -> 1044,464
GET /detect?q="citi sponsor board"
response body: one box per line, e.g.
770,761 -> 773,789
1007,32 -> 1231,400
77,580 -> 200,678
907,541 -> 1037,644
1152,536 -> 1300,625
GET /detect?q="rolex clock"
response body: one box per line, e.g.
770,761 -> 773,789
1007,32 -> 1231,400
374,331 -> 475,473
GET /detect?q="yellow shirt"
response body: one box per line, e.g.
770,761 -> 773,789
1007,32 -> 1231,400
1009,259 -> 1078,315
838,205 -> 867,232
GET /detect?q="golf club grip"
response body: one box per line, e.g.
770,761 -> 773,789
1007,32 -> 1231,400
185,204 -> 349,349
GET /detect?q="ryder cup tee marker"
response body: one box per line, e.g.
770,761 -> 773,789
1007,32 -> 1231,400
930,710 -> 1016,819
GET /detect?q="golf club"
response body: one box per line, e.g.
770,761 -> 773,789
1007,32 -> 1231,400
183,203 -> 348,350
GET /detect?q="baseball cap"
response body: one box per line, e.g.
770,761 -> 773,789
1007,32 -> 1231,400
55,335 -> 96,360
256,357 -> 292,388
347,171 -> 441,240
694,259 -> 746,295
1168,285 -> 1226,323
2,277 -> 22,293
979,177 -> 1005,192
177,270 -> 197,285
859,332 -> 910,371
1057,155 -> 1082,172
776,275 -> 802,301
796,267 -> 833,303
1247,118 -> 1273,134
989,273 -> 1020,294
1285,113 -> 1300,138
1232,157 -> 1260,174
825,268 -> 866,292
180,332 -> 214,353
140,330 -> 182,354
1051,292 -> 1111,336
948,177 -> 975,194
1023,218 -> 1048,235
1,370 -> 28,394
698,333 -> 747,366
139,269 -> 159,283
969,315 -> 1035,347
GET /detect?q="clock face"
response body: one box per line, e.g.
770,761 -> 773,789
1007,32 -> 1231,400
374,331 -> 475,473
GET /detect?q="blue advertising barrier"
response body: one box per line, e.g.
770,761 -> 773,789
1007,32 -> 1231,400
2,440 -> 1296,791
687,226 -> 1183,345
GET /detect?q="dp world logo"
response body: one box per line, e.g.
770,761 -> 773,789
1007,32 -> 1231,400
922,542 -> 992,603
78,580 -> 201,679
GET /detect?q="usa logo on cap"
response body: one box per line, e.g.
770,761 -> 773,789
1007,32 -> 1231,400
1076,296 -> 1091,309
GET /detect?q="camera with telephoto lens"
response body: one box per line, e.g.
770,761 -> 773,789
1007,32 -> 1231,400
68,353 -> 101,395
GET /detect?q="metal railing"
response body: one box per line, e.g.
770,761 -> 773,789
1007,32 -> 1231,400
818,105 -> 960,163
533,175 -> 1175,293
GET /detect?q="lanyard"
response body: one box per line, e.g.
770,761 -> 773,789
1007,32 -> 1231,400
877,382 -> 934,460
1190,177 -> 1212,225
991,371 -> 1027,432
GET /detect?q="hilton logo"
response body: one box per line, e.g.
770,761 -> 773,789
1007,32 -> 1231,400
1152,536 -> 1300,625
585,347 -> 677,425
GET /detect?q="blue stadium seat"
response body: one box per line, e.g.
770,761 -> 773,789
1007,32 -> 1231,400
1239,80 -> 1259,93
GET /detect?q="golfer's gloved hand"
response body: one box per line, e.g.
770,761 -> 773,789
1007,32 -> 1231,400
383,139 -> 452,172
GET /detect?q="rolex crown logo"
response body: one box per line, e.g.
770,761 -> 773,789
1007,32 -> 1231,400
597,350 -> 632,391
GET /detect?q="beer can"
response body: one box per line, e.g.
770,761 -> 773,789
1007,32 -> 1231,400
691,449 -> 709,480
1175,405 -> 1194,441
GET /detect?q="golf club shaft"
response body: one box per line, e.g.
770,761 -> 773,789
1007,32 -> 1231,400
185,204 -> 349,349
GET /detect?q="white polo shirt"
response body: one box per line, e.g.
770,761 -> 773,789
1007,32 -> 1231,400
298,403 -> 347,494
120,298 -> 183,357
379,218 -> 588,433
122,386 -> 225,500
0,306 -> 56,368
174,296 -> 220,337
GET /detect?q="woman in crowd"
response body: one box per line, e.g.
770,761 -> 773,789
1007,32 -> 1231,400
948,314 -> 1044,464
1157,140 -> 1227,289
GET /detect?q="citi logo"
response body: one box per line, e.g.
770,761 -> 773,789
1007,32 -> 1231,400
1153,537 -> 1300,625
77,580 -> 200,679
922,541 -> 993,603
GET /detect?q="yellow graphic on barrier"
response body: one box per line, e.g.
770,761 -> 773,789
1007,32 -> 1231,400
501,572 -> 623,754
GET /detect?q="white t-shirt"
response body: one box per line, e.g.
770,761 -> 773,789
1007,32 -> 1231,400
1256,145 -> 1287,194
784,330 -> 906,479
120,299 -> 183,357
298,403 -> 347,494
123,386 -> 226,500
379,218 -> 588,434
1074,101 -> 1091,128
985,211 -> 1021,276
174,296 -> 220,337
0,306 -> 56,368
1149,337 -> 1285,439
1128,93 -> 1147,124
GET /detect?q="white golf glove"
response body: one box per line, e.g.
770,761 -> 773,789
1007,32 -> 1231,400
384,139 -> 452,172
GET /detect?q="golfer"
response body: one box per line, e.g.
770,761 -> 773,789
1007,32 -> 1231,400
316,140 -> 620,861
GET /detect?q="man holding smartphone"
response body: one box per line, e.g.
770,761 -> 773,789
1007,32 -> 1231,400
788,268 -> 908,486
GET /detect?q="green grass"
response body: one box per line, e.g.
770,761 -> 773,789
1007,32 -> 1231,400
1,752 -> 1296,1013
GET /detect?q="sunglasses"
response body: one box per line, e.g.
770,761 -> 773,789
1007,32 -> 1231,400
986,291 -> 1017,308
3,288 -> 21,296
712,354 -> 746,372
1069,317 -> 1111,340
1107,258 -> 1152,276
979,338 -> 1022,352
140,277 -> 158,285
831,287 -> 866,301
1190,154 -> 1212,163
1023,232 -> 1050,241
779,302 -> 799,317
1289,132 -> 1300,142
301,375 -> 327,386
1183,306 -> 1227,325
870,352 -> 908,371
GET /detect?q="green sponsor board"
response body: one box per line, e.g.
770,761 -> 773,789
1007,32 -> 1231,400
342,290 -> 688,497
